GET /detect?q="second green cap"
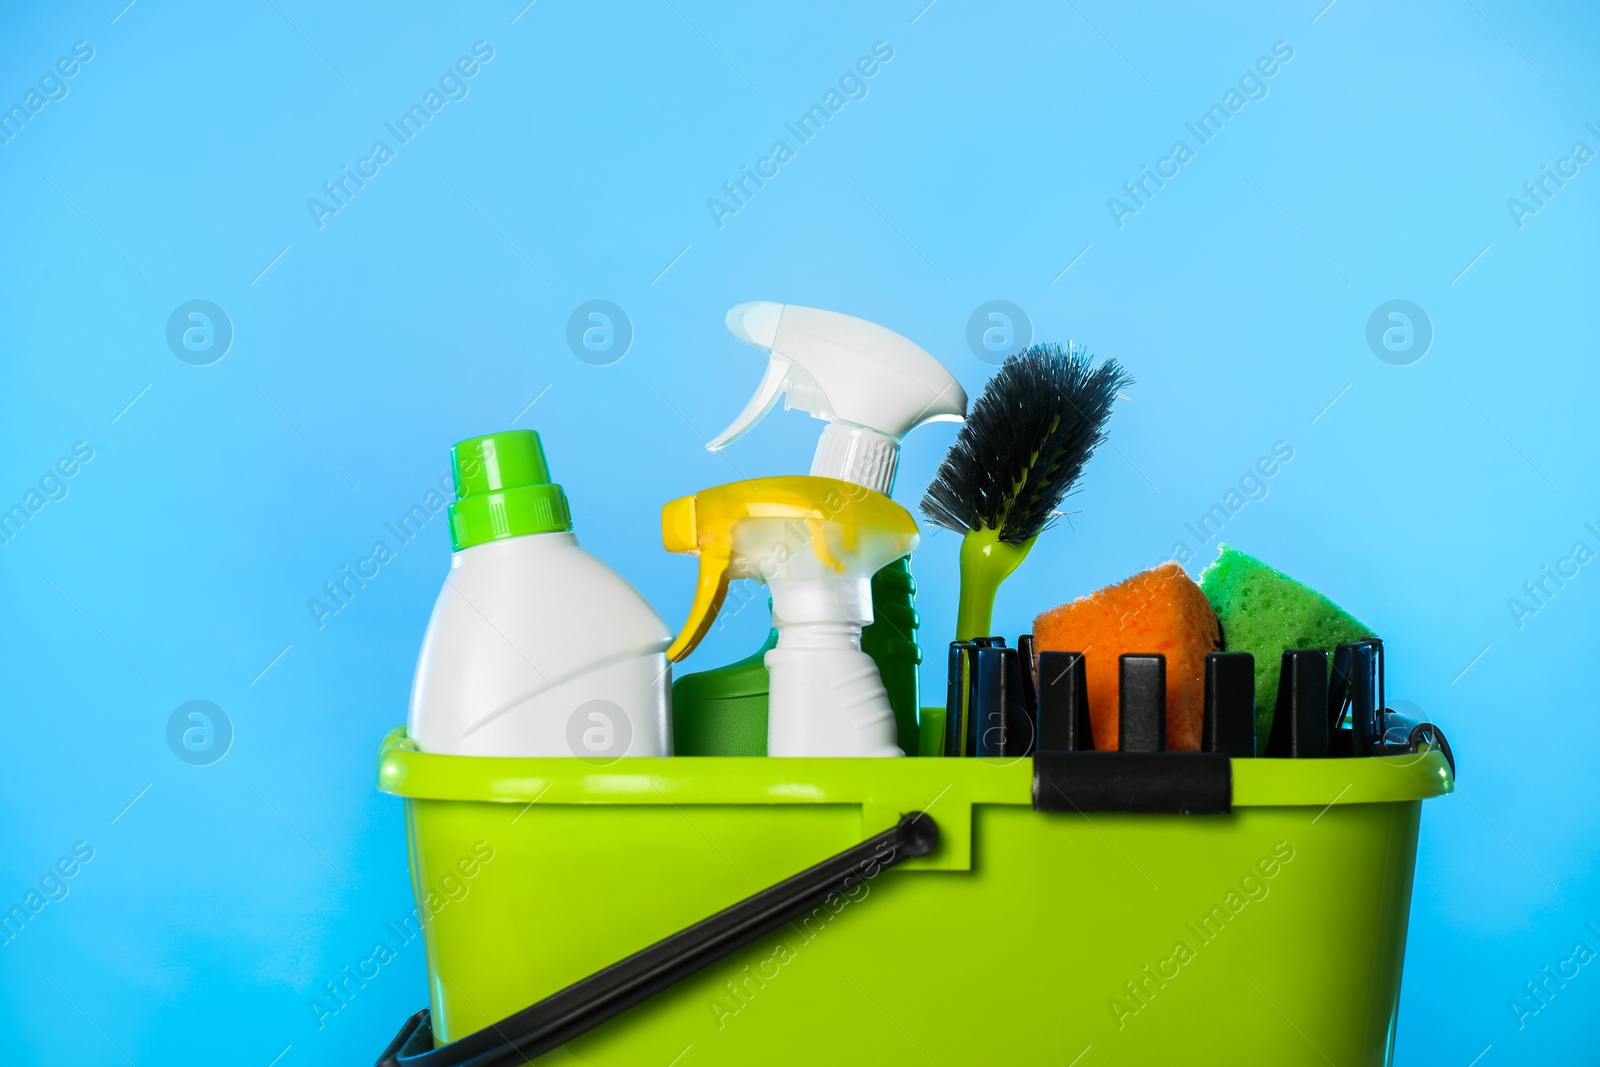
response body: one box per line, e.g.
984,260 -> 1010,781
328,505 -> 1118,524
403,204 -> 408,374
448,430 -> 572,551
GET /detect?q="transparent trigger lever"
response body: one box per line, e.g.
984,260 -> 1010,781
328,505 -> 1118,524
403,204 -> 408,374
708,356 -> 790,451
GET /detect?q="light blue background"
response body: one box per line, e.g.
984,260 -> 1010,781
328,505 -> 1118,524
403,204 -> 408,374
2,0 -> 1596,1063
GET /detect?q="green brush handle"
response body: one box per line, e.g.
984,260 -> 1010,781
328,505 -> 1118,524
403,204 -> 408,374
955,527 -> 1037,642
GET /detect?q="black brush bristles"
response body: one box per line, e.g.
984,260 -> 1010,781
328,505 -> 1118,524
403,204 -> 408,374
920,343 -> 1129,544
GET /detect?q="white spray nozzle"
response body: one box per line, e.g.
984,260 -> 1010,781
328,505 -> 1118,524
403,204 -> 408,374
710,302 -> 967,490
725,300 -> 783,347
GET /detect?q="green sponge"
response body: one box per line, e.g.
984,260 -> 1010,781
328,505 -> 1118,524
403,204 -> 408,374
1198,544 -> 1376,751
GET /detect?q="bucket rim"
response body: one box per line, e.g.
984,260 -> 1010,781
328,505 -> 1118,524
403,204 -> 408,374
375,727 -> 1452,810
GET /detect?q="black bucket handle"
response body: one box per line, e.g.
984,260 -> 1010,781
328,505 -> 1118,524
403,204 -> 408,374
374,811 -> 938,1067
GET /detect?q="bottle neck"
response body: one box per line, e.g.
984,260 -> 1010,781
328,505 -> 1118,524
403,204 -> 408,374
771,619 -> 863,649
452,529 -> 577,561
810,423 -> 900,494
768,574 -> 874,628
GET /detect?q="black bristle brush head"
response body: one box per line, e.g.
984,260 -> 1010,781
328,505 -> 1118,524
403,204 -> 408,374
920,342 -> 1130,544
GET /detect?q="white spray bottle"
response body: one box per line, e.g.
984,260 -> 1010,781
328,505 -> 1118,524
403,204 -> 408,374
662,476 -> 919,756
670,303 -> 967,756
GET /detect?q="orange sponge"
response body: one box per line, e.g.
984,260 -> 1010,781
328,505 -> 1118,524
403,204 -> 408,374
1033,563 -> 1222,751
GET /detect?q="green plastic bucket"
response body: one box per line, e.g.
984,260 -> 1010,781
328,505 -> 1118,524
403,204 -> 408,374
377,728 -> 1452,1065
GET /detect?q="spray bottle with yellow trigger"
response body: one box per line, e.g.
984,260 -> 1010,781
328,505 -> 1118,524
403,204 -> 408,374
669,303 -> 966,757
662,476 -> 919,757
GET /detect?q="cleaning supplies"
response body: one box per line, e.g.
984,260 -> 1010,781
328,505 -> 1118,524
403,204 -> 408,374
1032,562 -> 1221,751
1198,544 -> 1374,751
921,343 -> 1129,643
407,431 -> 672,757
674,302 -> 967,756
661,475 -> 917,757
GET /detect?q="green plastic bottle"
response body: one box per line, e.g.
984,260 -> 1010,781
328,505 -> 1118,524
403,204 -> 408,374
860,557 -> 922,755
670,629 -> 775,756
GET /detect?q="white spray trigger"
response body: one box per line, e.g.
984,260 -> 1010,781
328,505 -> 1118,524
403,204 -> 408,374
709,357 -> 834,451
708,355 -> 790,451
713,301 -> 968,489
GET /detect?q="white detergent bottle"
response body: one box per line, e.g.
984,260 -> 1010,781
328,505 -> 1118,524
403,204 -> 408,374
407,430 -> 672,758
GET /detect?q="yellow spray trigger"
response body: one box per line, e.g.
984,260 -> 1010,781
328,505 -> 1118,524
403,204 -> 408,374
663,541 -> 732,662
659,476 -> 917,663
660,494 -> 698,555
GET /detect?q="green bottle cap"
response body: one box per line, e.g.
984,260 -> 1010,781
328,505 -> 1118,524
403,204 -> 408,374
447,430 -> 572,551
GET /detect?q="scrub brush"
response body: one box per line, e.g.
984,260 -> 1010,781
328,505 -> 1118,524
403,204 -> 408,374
920,343 -> 1129,641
